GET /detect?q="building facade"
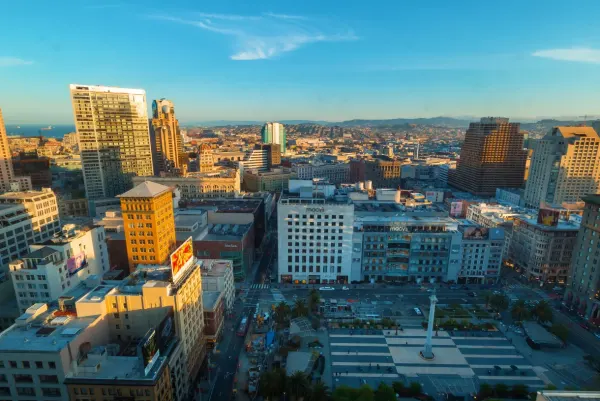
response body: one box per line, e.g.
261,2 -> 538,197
0,189 -> 60,243
12,152 -> 52,189
118,182 -> 176,270
466,203 -> 519,260
0,108 -> 14,192
200,259 -> 235,313
457,223 -> 504,284
293,163 -> 350,185
9,224 -> 109,313
509,214 -> 578,283
261,122 -> 286,153
69,84 -> 154,200
133,170 -> 240,200
152,99 -> 185,176
449,117 -> 527,196
198,144 -> 215,173
564,195 -> 600,322
202,291 -> 224,347
243,168 -> 296,192
363,158 -> 405,189
524,126 -> 600,208
277,197 -> 355,284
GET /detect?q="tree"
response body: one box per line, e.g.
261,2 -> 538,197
333,385 -> 357,401
409,382 -> 422,396
494,383 -> 509,398
478,383 -> 494,399
293,299 -> 309,318
531,300 -> 553,323
309,381 -> 330,401
544,384 -> 558,390
259,369 -> 287,400
309,289 -> 321,312
276,301 -> 291,325
550,323 -> 569,342
489,294 -> 509,312
511,384 -> 530,399
375,383 -> 396,401
356,384 -> 375,401
287,371 -> 310,401
511,300 -> 530,321
392,381 -> 405,395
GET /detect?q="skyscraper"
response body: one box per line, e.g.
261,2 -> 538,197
118,181 -> 176,271
69,84 -> 154,200
0,108 -> 15,192
198,144 -> 215,173
261,122 -> 287,153
151,99 -> 185,175
449,117 -> 527,196
524,126 -> 600,208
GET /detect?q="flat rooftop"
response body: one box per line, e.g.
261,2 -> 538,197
517,216 -> 580,231
202,291 -> 222,310
0,190 -> 54,200
203,223 -> 252,241
182,199 -> 262,213
200,259 -> 233,276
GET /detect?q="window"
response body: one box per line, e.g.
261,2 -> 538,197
22,361 -> 29,368
39,374 -> 58,383
48,361 -> 56,369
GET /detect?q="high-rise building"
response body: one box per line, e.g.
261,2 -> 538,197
0,108 -> 15,192
152,99 -> 185,175
198,144 -> 215,173
565,194 -> 600,321
69,84 -> 154,200
118,181 -> 176,271
0,188 -> 60,243
524,126 -> 600,208
449,117 -> 527,196
261,122 -> 286,153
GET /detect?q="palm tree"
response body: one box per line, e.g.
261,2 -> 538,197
309,289 -> 321,312
259,370 -> 283,401
309,381 -> 330,401
293,299 -> 309,318
511,300 -> 530,321
276,301 -> 291,325
531,300 -> 553,323
490,294 -> 509,312
287,371 -> 310,401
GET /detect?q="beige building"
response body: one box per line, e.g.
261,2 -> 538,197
104,261 -> 206,398
243,168 -> 296,192
0,188 -> 60,243
198,144 -> 215,173
152,99 -> 185,175
0,108 -> 15,192
69,84 -> 154,200
133,169 -> 240,200
524,126 -> 600,208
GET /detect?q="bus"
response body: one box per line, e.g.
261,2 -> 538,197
237,316 -> 249,337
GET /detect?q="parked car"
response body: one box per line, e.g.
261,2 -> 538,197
342,286 -> 349,290
468,291 -> 477,297
319,286 -> 335,291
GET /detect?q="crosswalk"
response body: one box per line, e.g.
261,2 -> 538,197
250,284 -> 270,290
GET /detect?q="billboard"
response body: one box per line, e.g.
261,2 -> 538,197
139,329 -> 160,377
537,207 -> 560,227
450,201 -> 463,217
157,308 -> 175,352
463,226 -> 489,239
170,237 -> 194,283
67,252 -> 87,276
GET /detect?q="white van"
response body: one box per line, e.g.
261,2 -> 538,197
414,307 -> 423,316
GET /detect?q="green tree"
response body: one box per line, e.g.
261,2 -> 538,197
333,385 -> 357,401
375,383 -> 396,401
392,381 -> 405,395
259,369 -> 287,401
356,384 -> 375,401
308,381 -> 330,401
409,382 -> 422,396
478,383 -> 494,399
511,300 -> 530,321
550,323 -> 569,342
531,300 -> 553,323
287,371 -> 310,401
293,299 -> 309,318
309,289 -> 321,312
275,302 -> 292,325
511,384 -> 530,399
544,384 -> 558,390
489,294 -> 509,312
494,383 -> 509,398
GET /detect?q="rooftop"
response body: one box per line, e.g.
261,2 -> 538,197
554,126 -> 599,139
117,181 -> 172,199
582,194 -> 600,206
0,189 -> 54,200
202,291 -> 222,311
538,391 -> 600,401
517,215 -> 580,231
203,223 -> 252,241
182,199 -> 262,213
199,259 -> 233,276
24,246 -> 57,260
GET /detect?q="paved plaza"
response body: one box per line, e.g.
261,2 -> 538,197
329,328 -> 547,395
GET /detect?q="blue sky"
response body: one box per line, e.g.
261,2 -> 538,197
3,0 -> 600,123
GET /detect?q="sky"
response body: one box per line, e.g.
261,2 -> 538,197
3,0 -> 600,124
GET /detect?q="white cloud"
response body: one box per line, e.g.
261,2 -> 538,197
532,47 -> 600,64
149,12 -> 357,61
0,57 -> 33,67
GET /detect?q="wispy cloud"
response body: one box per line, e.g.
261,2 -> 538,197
532,47 -> 600,64
148,12 -> 357,60
0,57 -> 33,67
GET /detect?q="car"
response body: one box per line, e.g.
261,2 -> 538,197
468,291 -> 477,297
427,288 -> 435,293
493,290 -> 502,295
450,285 -> 460,290
594,332 -> 600,340
414,307 -> 423,316
461,285 -> 469,290
319,286 -> 335,291
342,286 -> 349,290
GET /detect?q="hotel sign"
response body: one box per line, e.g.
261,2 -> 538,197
170,237 -> 194,283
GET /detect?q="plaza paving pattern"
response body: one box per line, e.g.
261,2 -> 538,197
329,328 -> 546,395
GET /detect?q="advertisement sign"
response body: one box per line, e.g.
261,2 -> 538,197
139,329 -> 160,377
67,252 -> 87,276
426,191 -> 437,202
537,207 -> 560,227
450,201 -> 463,217
463,227 -> 489,239
170,237 -> 194,283
157,308 -> 175,351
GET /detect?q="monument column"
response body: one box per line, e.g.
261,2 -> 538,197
421,292 -> 437,360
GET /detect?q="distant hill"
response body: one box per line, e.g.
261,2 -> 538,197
335,116 -> 472,128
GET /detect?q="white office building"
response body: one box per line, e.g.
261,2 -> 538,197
9,224 -> 109,313
457,221 -> 505,284
0,189 -> 60,243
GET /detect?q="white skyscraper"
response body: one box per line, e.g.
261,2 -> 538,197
261,122 -> 287,154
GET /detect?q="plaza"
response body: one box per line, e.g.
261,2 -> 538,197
329,327 -> 547,396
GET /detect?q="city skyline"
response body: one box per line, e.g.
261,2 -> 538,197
4,1 -> 600,123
